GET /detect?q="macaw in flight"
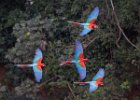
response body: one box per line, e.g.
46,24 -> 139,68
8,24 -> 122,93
68,6 -> 99,36
60,40 -> 88,80
74,68 -> 105,93
16,48 -> 46,83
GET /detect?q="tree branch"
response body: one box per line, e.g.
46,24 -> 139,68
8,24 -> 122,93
37,76 -> 60,88
110,0 -> 140,51
67,82 -> 76,99
116,30 -> 121,48
83,32 -> 113,49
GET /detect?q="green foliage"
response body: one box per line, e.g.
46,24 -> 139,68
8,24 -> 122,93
117,0 -> 140,28
121,80 -> 130,90
0,0 -> 140,99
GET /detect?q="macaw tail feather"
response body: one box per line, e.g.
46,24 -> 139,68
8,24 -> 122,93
74,82 -> 88,85
16,64 -> 33,68
67,21 -> 81,26
59,60 -> 72,66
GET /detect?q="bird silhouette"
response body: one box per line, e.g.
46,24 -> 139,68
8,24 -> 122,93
60,40 -> 88,80
74,68 -> 105,93
68,6 -> 99,36
16,48 -> 46,82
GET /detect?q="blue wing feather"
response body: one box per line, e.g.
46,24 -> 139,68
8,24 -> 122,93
32,48 -> 43,82
92,68 -> 105,81
80,27 -> 91,36
75,62 -> 86,80
89,82 -> 98,93
86,6 -> 99,23
33,66 -> 42,82
74,40 -> 83,60
33,48 -> 43,64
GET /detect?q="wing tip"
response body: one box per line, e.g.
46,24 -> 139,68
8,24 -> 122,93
99,68 -> 105,73
79,72 -> 86,80
75,40 -> 81,43
94,6 -> 99,12
36,48 -> 41,52
89,83 -> 98,93
95,6 -> 99,9
80,33 -> 86,36
98,68 -> 105,78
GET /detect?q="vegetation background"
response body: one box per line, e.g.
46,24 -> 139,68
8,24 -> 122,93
0,0 -> 140,100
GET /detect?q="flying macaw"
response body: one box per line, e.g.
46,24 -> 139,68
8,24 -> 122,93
60,40 -> 88,80
16,48 -> 46,82
68,6 -> 99,36
74,68 -> 105,93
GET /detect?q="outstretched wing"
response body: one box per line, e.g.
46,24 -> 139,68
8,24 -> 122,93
33,48 -> 43,64
86,6 -> 99,23
80,26 -> 91,36
33,67 -> 42,82
33,59 -> 43,82
89,82 -> 98,93
75,62 -> 86,80
92,68 -> 105,81
74,40 -> 83,60
32,48 -> 43,82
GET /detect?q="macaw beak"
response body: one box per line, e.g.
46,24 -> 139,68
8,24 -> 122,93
100,82 -> 104,86
84,58 -> 89,62
42,64 -> 46,67
59,62 -> 66,66
95,25 -> 98,28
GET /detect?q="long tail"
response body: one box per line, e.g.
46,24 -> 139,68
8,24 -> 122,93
15,64 -> 34,68
74,82 -> 88,85
67,21 -> 81,26
59,60 -> 72,66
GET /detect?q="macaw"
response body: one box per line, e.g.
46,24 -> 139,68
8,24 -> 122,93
68,6 -> 99,36
16,48 -> 46,82
74,68 -> 105,93
60,40 -> 88,80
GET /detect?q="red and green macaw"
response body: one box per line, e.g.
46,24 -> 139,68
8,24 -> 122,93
16,48 -> 46,82
74,68 -> 105,93
68,6 -> 99,36
60,40 -> 88,80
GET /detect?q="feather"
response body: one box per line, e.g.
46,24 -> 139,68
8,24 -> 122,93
92,68 -> 105,81
74,40 -> 83,60
86,6 -> 99,23
75,62 -> 86,80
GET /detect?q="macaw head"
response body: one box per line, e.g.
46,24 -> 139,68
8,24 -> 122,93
41,63 -> 46,67
90,24 -> 98,29
96,78 -> 104,86
98,81 -> 104,86
94,24 -> 98,28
